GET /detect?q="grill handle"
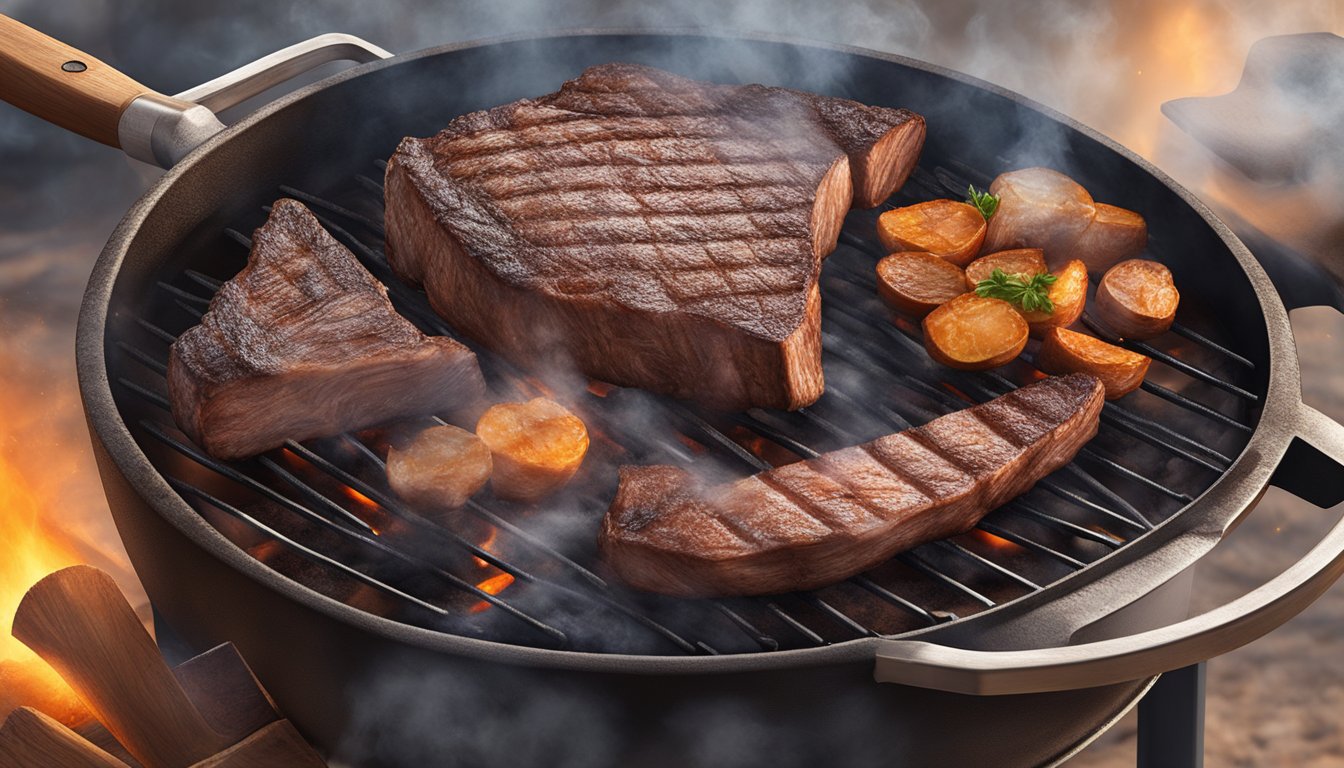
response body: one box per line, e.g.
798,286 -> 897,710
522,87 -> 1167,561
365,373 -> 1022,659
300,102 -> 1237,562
873,402 -> 1344,695
0,14 -> 390,167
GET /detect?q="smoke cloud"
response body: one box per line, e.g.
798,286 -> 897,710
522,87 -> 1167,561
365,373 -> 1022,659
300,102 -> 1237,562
1,1 -> 1341,765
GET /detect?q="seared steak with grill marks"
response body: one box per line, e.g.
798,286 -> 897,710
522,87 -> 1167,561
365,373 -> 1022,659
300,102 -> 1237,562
385,63 -> 925,410
600,374 -> 1104,596
168,199 -> 485,460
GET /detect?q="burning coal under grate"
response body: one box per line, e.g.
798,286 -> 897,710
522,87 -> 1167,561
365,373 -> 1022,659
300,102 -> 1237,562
107,155 -> 1260,656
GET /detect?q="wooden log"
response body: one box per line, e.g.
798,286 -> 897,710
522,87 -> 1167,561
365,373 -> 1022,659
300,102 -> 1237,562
189,720 -> 326,768
0,706 -> 130,768
12,566 -> 231,768
174,644 -> 280,747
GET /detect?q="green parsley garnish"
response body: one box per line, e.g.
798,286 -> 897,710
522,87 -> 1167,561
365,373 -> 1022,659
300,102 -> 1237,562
965,184 -> 1000,220
975,268 -> 1058,313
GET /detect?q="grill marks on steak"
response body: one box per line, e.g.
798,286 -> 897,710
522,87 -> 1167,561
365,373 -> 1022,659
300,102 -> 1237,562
599,374 -> 1105,596
385,63 -> 925,410
167,199 -> 485,460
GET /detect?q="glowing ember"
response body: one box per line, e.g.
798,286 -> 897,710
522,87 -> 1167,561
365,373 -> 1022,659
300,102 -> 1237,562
674,431 -> 707,454
940,383 -> 973,404
972,529 -> 1022,552
341,485 -> 379,510
586,380 -> 613,397
0,454 -> 89,724
472,527 -> 499,569
469,572 -> 515,614
520,376 -> 558,399
893,316 -> 919,334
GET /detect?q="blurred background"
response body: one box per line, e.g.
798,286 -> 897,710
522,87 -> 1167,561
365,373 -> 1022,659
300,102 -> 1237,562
0,0 -> 1340,764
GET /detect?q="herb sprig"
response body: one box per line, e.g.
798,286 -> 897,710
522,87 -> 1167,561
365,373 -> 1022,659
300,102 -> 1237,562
975,268 -> 1057,313
965,184 -> 1001,220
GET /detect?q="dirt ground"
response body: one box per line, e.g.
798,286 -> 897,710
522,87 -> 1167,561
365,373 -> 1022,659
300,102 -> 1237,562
1073,306 -> 1344,766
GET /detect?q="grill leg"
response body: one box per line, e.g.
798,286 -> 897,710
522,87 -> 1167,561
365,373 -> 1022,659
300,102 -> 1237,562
1137,662 -> 1206,768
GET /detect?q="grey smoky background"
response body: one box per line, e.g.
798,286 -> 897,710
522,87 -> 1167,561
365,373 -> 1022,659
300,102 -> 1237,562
0,0 -> 1341,765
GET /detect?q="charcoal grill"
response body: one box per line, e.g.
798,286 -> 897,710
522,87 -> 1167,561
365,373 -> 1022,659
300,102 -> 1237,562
4,17 -> 1344,767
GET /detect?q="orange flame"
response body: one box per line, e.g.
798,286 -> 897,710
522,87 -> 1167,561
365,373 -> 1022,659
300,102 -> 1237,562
469,572 -> 516,614
0,455 -> 89,725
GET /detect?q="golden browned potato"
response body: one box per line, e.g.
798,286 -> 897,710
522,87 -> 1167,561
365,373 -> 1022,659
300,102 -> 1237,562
1073,203 -> 1148,274
387,425 -> 493,511
963,248 -> 1048,291
922,294 -> 1029,370
877,200 -> 988,266
876,251 -> 968,317
477,398 -> 589,502
1037,327 -> 1151,399
982,167 -> 1097,269
1095,259 -> 1179,339
1021,259 -> 1089,336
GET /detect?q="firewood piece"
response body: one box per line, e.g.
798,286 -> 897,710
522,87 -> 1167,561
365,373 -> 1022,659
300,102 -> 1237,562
188,720 -> 325,768
11,566 -> 231,768
71,720 -> 140,767
173,644 -> 280,748
0,706 -> 130,768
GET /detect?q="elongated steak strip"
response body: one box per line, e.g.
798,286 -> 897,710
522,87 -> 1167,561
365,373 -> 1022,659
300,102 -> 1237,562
599,374 -> 1105,596
168,199 -> 485,460
385,62 -> 925,410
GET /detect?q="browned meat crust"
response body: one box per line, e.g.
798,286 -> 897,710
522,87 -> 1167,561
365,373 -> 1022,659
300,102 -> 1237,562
384,63 -> 925,410
167,199 -> 485,460
599,374 -> 1104,596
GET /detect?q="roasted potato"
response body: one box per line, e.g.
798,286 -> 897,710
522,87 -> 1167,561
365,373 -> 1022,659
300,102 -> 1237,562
1095,259 -> 1179,339
387,425 -> 493,511
877,200 -> 987,266
1037,327 -> 1151,399
1021,259 -> 1088,336
477,398 -> 589,502
876,251 -> 968,317
922,293 -> 1029,370
963,248 -> 1048,291
1073,203 -> 1148,274
982,167 -> 1097,269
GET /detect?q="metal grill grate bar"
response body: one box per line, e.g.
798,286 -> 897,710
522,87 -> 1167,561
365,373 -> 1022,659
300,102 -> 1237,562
109,154 -> 1264,654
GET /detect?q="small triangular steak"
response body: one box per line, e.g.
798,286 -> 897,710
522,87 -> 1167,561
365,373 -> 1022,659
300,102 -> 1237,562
168,199 -> 485,460
385,63 -> 925,410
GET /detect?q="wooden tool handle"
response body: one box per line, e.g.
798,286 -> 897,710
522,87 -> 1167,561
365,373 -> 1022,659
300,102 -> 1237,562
0,707 -> 130,768
12,566 -> 231,768
0,13 -> 156,146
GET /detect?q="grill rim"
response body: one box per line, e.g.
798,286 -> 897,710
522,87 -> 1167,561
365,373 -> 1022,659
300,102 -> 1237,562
75,29 -> 1300,675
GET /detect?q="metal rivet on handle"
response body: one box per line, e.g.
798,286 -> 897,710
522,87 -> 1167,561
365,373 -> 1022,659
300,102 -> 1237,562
61,60 -> 88,72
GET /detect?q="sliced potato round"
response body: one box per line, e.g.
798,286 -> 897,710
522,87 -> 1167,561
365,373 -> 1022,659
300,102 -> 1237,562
1037,327 -> 1151,399
876,199 -> 987,266
1073,203 -> 1147,274
387,425 -> 493,511
963,248 -> 1048,291
477,397 -> 590,502
982,167 -> 1096,269
1021,259 -> 1088,336
922,294 -> 1028,370
876,251 -> 968,317
1095,259 -> 1179,339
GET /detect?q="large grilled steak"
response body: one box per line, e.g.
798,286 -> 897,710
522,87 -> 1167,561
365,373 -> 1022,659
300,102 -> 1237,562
168,199 -> 485,460
385,63 -> 925,410
600,374 -> 1104,596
